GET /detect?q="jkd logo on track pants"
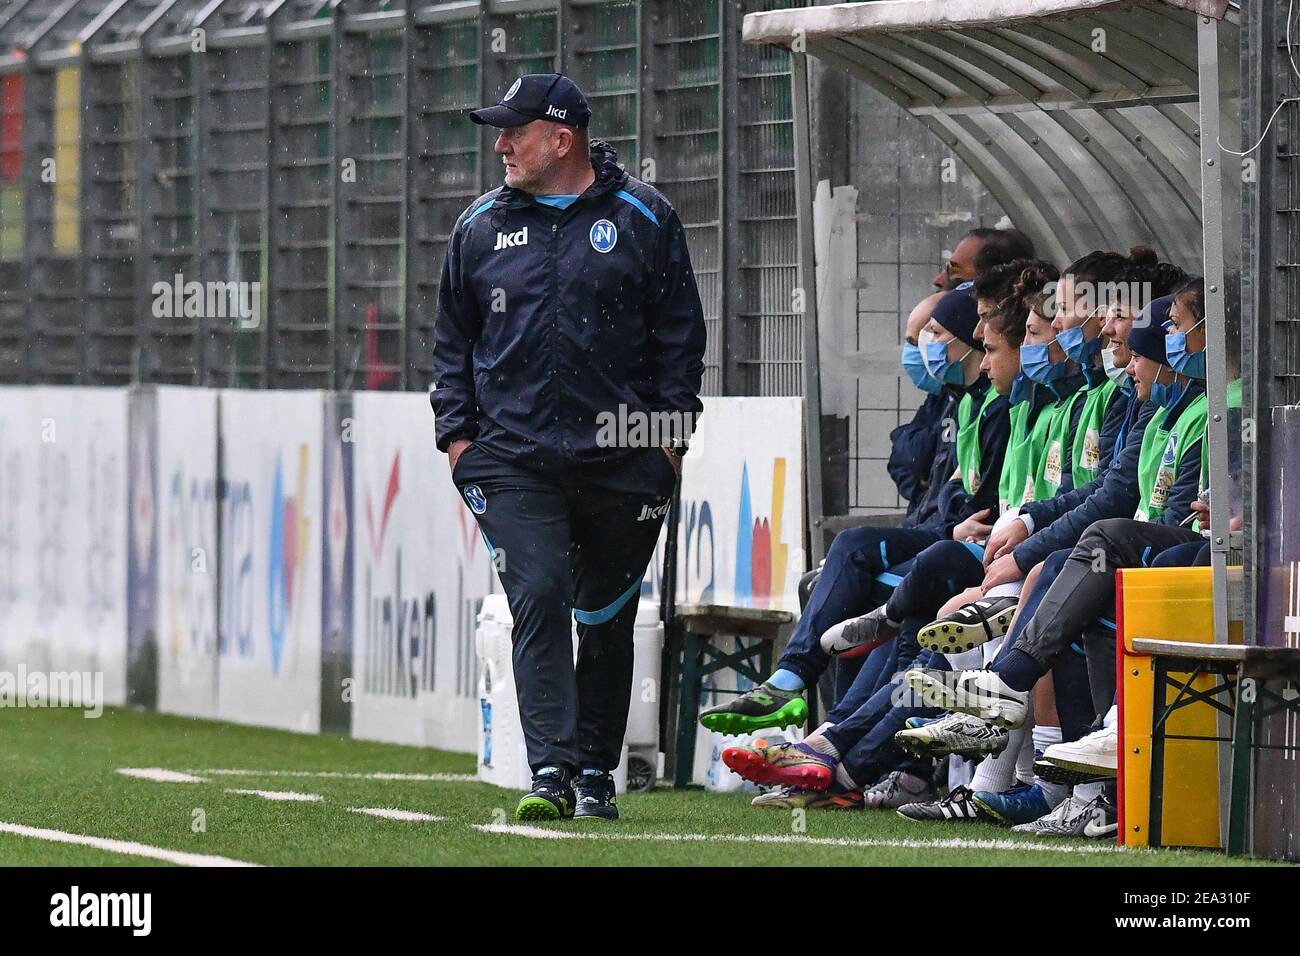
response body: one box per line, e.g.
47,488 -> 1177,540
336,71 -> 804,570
494,226 -> 528,251
637,500 -> 671,522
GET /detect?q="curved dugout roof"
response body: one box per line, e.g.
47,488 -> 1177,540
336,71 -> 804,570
743,0 -> 1240,268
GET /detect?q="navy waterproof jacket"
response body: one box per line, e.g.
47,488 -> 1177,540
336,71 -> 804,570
431,140 -> 707,468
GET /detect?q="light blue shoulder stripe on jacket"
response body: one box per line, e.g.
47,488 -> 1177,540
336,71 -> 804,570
614,189 -> 659,226
464,199 -> 496,225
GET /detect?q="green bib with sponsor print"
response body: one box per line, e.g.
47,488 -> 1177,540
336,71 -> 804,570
1070,378 -> 1118,487
999,398 -> 1054,513
1136,392 -> 1208,522
1034,386 -> 1087,500
956,387 -> 999,496
1194,378 -> 1242,532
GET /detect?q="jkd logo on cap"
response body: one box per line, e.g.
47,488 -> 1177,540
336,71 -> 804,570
545,105 -> 567,119
494,226 -> 528,250
589,219 -> 617,253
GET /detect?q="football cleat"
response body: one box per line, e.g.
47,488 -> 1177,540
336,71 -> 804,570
903,667 -> 1030,728
750,784 -> 863,811
863,769 -> 935,810
895,711 -> 1010,758
896,785 -> 992,822
917,596 -> 1020,654
1012,791 -> 1117,839
970,782 -> 1054,826
819,606 -> 898,660
1041,724 -> 1117,778
698,682 -> 808,736
721,741 -> 836,790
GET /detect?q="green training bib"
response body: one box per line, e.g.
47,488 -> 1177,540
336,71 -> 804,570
1135,392 -> 1208,522
956,387 -> 1000,495
1070,379 -> 1118,486
1034,386 -> 1087,500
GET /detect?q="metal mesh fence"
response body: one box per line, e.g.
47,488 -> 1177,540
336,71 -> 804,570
0,0 -> 801,399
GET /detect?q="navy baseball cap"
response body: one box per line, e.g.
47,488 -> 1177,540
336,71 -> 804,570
470,73 -> 591,129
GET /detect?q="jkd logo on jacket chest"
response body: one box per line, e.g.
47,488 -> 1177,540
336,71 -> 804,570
494,226 -> 528,251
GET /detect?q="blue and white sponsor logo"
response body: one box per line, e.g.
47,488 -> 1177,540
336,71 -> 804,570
1162,433 -> 1178,467
464,484 -> 487,515
504,78 -> 521,101
589,219 -> 617,253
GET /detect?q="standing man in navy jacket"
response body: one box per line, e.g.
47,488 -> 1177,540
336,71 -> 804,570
432,74 -> 706,822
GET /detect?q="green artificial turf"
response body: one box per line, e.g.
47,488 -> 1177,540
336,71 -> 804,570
0,706 -> 1279,867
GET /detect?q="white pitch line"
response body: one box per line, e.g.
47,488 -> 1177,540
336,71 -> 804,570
193,769 -> 478,783
0,821 -> 260,867
225,788 -> 324,802
117,768 -> 208,783
346,807 -> 447,822
472,823 -> 1134,855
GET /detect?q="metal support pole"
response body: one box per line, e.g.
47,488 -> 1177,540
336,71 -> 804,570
1196,16 -> 1231,646
1196,13 -> 1238,853
790,51 -> 824,566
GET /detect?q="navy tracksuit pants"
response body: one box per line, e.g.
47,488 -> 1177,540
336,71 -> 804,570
775,526 -> 943,689
453,442 -> 678,774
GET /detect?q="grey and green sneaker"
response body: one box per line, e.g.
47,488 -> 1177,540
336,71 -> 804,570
515,767 -> 576,822
698,681 -> 808,735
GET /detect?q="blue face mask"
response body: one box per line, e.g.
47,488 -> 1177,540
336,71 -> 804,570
1165,319 -> 1206,379
1102,345 -> 1133,393
1150,372 -> 1184,410
1020,341 -> 1067,384
924,338 -> 969,386
902,342 -> 942,394
1057,323 -> 1102,366
1009,371 -> 1033,406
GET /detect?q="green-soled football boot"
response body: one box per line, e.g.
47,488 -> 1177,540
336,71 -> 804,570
698,681 -> 808,735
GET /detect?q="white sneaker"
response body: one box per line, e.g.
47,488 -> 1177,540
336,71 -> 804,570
1042,724 -> 1117,777
903,668 -> 1030,728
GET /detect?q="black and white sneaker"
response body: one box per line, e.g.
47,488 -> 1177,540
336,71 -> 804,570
1012,791 -> 1117,839
894,711 -> 1010,758
917,596 -> 1019,654
896,785 -> 992,822
573,769 -> 618,820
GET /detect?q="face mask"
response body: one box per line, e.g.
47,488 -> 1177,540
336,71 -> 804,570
1009,371 -> 1032,406
924,337 -> 970,386
1020,341 -> 1067,384
1165,318 -> 1206,379
1150,369 -> 1183,410
1102,345 -> 1133,392
1057,322 -> 1102,366
902,342 -> 942,395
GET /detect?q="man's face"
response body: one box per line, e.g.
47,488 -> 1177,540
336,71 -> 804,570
934,235 -> 981,290
495,120 -> 561,192
979,325 -> 1018,396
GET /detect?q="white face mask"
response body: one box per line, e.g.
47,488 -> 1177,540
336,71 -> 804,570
1101,344 -> 1130,386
